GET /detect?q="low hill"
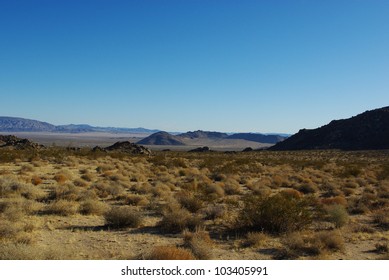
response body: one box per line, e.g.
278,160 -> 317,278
137,131 -> 185,145
227,133 -> 286,144
270,106 -> 389,151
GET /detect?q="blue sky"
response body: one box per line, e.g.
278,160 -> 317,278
0,0 -> 388,133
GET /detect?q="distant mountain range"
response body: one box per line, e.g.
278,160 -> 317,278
137,130 -> 287,145
0,116 -> 159,134
270,106 -> 389,150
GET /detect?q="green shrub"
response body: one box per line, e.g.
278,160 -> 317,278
238,193 -> 315,234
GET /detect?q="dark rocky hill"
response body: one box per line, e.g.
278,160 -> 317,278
178,130 -> 229,139
227,133 -> 286,144
137,131 -> 185,145
104,141 -> 151,155
270,106 -> 389,151
0,135 -> 44,150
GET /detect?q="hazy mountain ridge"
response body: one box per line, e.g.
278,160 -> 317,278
138,130 -> 286,145
270,106 -> 389,150
0,117 -> 159,134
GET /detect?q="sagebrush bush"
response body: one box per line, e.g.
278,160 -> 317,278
325,204 -> 349,228
238,193 -> 314,234
104,206 -> 142,228
182,229 -> 213,259
79,199 -> 109,215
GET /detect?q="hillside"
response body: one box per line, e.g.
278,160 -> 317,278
137,131 -> 186,145
270,106 -> 389,150
178,130 -> 229,139
227,133 -> 286,144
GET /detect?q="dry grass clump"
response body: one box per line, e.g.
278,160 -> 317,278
315,230 -> 345,252
182,229 -> 214,259
142,246 -> 195,260
104,206 -> 142,228
79,199 -> 110,216
46,199 -> 79,216
203,204 -> 227,220
158,204 -> 203,233
124,194 -> 149,207
238,193 -> 314,234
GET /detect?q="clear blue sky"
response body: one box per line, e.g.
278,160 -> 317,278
1,0 -> 388,133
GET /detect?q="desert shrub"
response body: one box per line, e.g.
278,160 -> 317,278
204,183 -> 225,198
124,194 -> 149,207
158,205 -> 203,233
315,231 -> 344,252
49,184 -> 80,201
244,232 -> 268,248
375,242 -> 389,253
373,209 -> 389,229
31,176 -> 42,186
237,193 -> 314,234
143,246 -> 195,260
176,191 -> 204,213
204,204 -> 226,220
321,196 -> 347,207
73,178 -> 88,187
182,229 -> 213,260
325,204 -> 349,228
280,188 -> 303,199
104,206 -> 142,228
298,182 -> 318,194
79,199 -> 109,215
282,232 -> 321,257
46,200 -> 79,216
53,172 -> 71,184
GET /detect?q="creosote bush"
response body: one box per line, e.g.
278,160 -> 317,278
238,193 -> 315,234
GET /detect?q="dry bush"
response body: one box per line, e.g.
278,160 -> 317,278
73,178 -> 88,187
131,182 -> 152,195
321,196 -> 347,207
46,199 -> 79,216
53,172 -> 72,184
280,188 -> 303,199
49,184 -> 80,201
282,232 -> 321,257
238,193 -> 314,234
31,176 -> 43,186
158,204 -> 203,233
375,242 -> 389,253
79,199 -> 110,215
203,204 -> 227,220
298,182 -> 318,194
124,194 -> 149,207
244,232 -> 268,248
176,191 -> 204,213
315,231 -> 344,252
182,229 -> 213,259
204,183 -> 225,198
373,209 -> 389,229
325,205 -> 349,228
104,206 -> 142,228
143,246 -> 195,260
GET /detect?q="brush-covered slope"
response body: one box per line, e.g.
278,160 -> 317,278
270,106 -> 389,150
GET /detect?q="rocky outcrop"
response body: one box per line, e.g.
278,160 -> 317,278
105,141 -> 151,155
188,146 -> 212,153
0,135 -> 44,150
270,106 -> 389,151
